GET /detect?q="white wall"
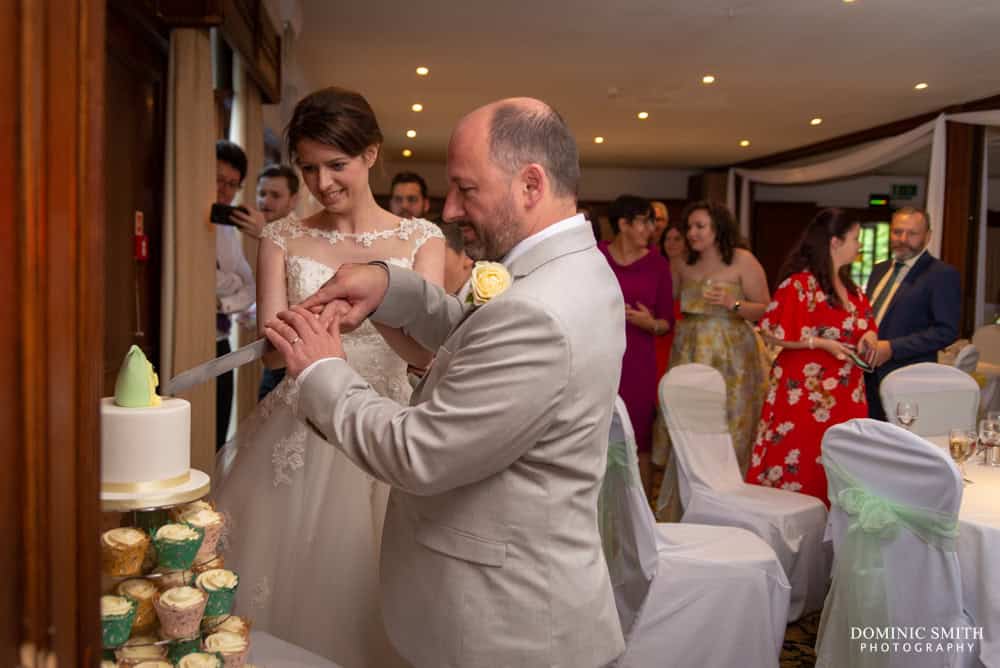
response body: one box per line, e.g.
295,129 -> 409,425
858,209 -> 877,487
757,174 -> 927,209
371,160 -> 694,201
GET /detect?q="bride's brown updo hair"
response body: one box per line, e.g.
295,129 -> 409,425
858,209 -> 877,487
285,87 -> 383,160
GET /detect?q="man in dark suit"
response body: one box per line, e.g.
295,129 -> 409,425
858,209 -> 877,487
861,207 -> 961,420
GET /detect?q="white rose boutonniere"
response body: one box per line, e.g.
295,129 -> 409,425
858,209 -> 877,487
467,261 -> 512,306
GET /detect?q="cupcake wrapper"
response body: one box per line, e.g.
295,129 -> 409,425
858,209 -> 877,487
154,594 -> 208,639
202,586 -> 237,617
102,606 -> 138,648
154,526 -> 204,569
102,539 -> 150,577
167,636 -> 203,663
130,600 -> 157,635
194,521 -> 223,562
217,647 -> 248,668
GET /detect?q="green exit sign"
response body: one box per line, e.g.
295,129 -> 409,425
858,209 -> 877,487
869,194 -> 890,207
891,184 -> 918,199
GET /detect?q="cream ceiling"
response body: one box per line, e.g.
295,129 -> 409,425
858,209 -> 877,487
293,0 -> 1000,170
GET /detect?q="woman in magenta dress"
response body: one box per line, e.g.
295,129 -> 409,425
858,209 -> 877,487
599,195 -> 674,498
746,208 -> 878,505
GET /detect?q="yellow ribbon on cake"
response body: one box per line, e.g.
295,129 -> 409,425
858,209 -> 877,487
102,471 -> 191,494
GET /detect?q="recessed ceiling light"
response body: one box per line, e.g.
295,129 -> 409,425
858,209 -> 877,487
843,0 -> 856,4
415,66 -> 429,76
637,111 -> 649,120
411,103 -> 423,112
810,117 -> 823,126
702,75 -> 716,84
914,82 -> 929,90
406,129 -> 417,138
594,136 -> 605,144
402,149 -> 413,157
739,139 -> 751,147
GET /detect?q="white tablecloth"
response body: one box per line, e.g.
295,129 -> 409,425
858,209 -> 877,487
248,631 -> 343,667
929,437 -> 1000,666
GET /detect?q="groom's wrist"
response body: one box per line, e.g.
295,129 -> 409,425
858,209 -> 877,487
367,261 -> 391,320
297,357 -> 346,386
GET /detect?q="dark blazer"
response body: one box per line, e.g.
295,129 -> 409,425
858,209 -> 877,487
864,251 -> 961,420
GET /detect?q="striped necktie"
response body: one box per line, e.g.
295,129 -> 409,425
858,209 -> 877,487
871,261 -> 905,324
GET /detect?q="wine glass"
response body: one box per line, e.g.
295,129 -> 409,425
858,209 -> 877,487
949,428 -> 977,483
980,418 -> 1000,467
701,278 -> 715,301
895,401 -> 918,430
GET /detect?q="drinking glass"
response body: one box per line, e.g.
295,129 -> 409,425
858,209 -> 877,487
701,278 -> 715,300
895,401 -> 918,430
980,418 -> 1000,467
949,428 -> 977,483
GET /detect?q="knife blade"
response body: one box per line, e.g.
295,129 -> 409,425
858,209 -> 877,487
160,338 -> 273,396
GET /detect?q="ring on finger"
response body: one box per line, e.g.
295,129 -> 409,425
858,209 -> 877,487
290,336 -> 301,345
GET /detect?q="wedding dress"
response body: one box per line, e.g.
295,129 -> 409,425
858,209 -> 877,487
214,215 -> 442,667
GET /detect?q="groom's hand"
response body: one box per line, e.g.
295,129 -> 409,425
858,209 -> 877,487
299,263 -> 390,331
264,306 -> 344,379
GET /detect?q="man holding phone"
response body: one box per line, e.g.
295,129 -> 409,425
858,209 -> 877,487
214,140 -> 256,448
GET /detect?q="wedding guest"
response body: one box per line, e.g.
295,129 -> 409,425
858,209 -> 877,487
388,171 -> 431,219
215,139 -> 256,448
599,195 -> 674,497
655,222 -> 686,380
746,208 -> 877,505
649,200 -> 669,249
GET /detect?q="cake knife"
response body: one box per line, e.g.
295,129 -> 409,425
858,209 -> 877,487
159,337 -> 273,396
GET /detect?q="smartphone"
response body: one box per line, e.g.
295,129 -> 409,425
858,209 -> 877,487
210,203 -> 248,226
843,347 -> 874,373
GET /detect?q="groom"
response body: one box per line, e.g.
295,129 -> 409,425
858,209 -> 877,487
266,98 -> 626,667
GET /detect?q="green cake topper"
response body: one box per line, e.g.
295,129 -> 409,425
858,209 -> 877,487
114,345 -> 161,407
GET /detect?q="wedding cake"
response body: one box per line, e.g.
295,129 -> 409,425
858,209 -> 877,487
100,346 -> 209,510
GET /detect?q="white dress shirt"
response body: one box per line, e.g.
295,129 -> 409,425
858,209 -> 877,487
216,225 -> 256,340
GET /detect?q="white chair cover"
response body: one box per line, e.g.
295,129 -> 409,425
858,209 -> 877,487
972,325 -> 1000,367
601,397 -> 791,667
953,344 -> 981,375
880,363 -> 980,437
817,419 -> 977,668
660,364 -> 830,621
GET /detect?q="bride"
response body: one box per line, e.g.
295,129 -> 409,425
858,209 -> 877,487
214,87 -> 444,666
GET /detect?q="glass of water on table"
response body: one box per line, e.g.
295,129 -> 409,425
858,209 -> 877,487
895,401 -> 918,430
949,428 -> 978,483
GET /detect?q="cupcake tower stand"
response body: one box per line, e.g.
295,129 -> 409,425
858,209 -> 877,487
100,485 -> 251,667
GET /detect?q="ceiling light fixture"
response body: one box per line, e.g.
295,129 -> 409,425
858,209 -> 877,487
637,111 -> 649,120
739,139 -> 751,147
416,66 -> 429,76
411,103 -> 423,112
702,75 -> 716,84
402,149 -> 413,157
810,117 -> 823,126
914,82 -> 929,90
594,136 -> 605,144
406,130 -> 417,138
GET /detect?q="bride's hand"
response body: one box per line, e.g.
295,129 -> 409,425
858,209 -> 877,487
300,263 -> 390,331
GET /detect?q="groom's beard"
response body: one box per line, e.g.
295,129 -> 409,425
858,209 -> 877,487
461,193 -> 520,262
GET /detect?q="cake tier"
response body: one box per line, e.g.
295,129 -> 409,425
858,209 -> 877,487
101,397 -> 190,487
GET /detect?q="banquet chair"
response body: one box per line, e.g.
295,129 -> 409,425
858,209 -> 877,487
953,344 -> 981,375
880,363 -> 979,437
599,397 -> 790,667
816,419 -> 976,668
660,364 -> 829,621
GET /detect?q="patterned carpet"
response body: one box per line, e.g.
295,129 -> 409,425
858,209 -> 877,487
782,611 -> 821,667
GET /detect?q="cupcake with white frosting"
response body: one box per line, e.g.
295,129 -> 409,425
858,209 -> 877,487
152,585 -> 207,639
114,634 -> 167,666
170,499 -> 214,521
192,552 -> 225,575
202,631 -> 249,668
178,507 -> 224,562
152,523 -> 203,570
202,614 -> 249,639
117,578 -> 157,634
195,569 -> 239,616
101,595 -> 137,647
101,527 -> 150,577
151,566 -> 193,591
177,653 -> 224,668
132,661 -> 173,668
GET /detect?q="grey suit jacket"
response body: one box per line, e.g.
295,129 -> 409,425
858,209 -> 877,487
297,222 -> 626,667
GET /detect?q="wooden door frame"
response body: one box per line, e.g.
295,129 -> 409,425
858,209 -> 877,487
4,0 -> 106,664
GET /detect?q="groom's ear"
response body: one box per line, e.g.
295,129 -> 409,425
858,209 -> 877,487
518,163 -> 545,210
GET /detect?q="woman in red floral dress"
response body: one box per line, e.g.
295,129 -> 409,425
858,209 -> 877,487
745,209 -> 878,506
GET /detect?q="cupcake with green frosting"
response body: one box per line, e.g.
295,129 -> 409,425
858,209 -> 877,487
195,569 -> 239,616
202,631 -> 249,668
153,523 -> 203,569
178,653 -> 225,668
101,595 -> 137,647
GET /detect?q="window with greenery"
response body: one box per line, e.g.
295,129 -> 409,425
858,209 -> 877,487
851,221 -> 890,288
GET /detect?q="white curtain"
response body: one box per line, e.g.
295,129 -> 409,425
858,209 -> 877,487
162,29 -> 217,474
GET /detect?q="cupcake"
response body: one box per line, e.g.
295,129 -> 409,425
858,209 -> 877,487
178,653 -> 224,668
117,578 -> 157,634
170,499 -> 214,522
153,586 -> 207,639
202,631 -> 249,668
166,633 -> 203,663
178,508 -> 224,561
151,566 -> 193,591
115,635 -> 167,666
133,662 -> 173,668
101,528 -> 150,577
195,569 -> 239,616
101,661 -> 117,668
192,553 -> 225,575
152,524 -> 203,570
134,509 -> 170,537
202,614 -> 249,639
101,595 -> 137,647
